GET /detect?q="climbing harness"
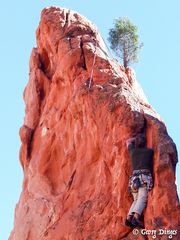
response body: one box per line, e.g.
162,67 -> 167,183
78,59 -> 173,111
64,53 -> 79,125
128,170 -> 153,193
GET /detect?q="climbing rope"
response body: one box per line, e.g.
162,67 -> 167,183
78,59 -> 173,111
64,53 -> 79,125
87,29 -> 117,91
101,35 -> 114,59
88,32 -> 98,90
101,35 -> 124,81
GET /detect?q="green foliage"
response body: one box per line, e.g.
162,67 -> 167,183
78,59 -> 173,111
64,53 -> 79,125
108,17 -> 143,68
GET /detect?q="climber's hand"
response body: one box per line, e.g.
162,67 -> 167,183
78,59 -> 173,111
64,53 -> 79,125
126,137 -> 136,148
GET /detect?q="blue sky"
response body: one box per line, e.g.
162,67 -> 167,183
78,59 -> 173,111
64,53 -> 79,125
0,1 -> 179,239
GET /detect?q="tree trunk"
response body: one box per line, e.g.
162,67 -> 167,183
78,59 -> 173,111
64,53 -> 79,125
123,42 -> 128,68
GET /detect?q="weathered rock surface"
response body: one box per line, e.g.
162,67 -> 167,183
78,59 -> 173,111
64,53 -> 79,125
10,7 -> 180,240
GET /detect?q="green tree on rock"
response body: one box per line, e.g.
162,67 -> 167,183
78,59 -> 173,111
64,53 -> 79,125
108,17 -> 143,68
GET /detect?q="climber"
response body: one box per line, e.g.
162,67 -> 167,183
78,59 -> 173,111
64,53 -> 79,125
125,133 -> 154,228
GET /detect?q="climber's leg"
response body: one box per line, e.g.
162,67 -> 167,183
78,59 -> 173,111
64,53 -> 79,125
125,192 -> 138,227
127,192 -> 138,217
131,187 -> 147,228
132,186 -> 148,216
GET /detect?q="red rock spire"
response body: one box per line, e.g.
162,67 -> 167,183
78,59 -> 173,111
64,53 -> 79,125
10,7 -> 179,240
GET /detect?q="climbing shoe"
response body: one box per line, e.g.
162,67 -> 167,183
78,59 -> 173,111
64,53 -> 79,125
125,219 -> 134,227
131,218 -> 144,228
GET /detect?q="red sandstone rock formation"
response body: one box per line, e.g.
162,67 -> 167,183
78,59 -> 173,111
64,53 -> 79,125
10,7 -> 180,240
